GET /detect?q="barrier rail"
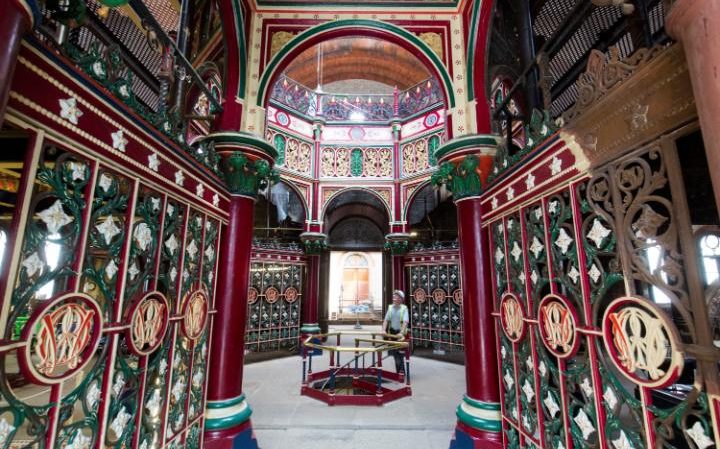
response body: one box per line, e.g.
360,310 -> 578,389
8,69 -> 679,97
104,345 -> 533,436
300,331 -> 412,406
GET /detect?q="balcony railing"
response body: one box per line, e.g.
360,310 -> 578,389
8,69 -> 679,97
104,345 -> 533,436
35,0 -> 223,174
270,76 -> 444,123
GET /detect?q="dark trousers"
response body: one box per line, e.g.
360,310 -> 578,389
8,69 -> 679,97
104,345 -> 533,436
389,328 -> 405,374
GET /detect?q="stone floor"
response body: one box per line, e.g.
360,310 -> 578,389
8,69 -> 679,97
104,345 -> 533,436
243,326 -> 465,449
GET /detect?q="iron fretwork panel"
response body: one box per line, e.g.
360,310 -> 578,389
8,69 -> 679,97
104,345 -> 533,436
407,262 -> 463,350
245,261 -> 304,352
490,135 -> 720,449
0,141 -> 223,449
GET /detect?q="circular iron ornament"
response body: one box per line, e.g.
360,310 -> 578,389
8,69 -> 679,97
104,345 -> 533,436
265,286 -> 280,304
413,288 -> 427,304
601,296 -> 684,388
424,112 -> 439,128
284,286 -> 299,303
499,292 -> 526,343
248,287 -> 259,305
432,289 -> 446,305
275,111 -> 290,126
20,293 -> 104,385
537,294 -> 580,359
181,289 -> 209,341
126,291 -> 170,356
452,289 -> 462,306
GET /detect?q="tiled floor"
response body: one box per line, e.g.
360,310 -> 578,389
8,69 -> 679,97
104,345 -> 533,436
243,326 -> 464,449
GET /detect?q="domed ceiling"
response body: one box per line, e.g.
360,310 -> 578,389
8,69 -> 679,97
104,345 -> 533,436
284,37 -> 432,91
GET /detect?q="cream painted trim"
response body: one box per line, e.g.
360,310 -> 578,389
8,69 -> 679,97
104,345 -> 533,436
459,401 -> 501,421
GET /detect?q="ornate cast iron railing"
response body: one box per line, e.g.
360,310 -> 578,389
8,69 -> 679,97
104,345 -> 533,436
246,260 -> 304,353
35,0 -> 223,174
0,138 -> 220,449
407,263 -> 463,350
490,125 -> 720,449
269,76 -> 444,123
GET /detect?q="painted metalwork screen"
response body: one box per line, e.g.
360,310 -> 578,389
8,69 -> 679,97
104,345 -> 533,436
246,261 -> 304,352
407,263 -> 463,350
0,138 -> 222,449
490,132 -> 720,449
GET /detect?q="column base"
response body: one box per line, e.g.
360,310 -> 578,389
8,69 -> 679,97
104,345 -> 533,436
449,396 -> 502,449
204,419 -> 258,449
449,421 -> 502,449
204,395 -> 256,449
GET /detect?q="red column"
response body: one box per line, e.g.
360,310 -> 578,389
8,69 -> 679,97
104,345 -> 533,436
666,0 -> 720,207
300,254 -> 321,334
204,195 -> 257,449
392,255 -> 405,292
450,197 -> 502,449
0,0 -> 34,128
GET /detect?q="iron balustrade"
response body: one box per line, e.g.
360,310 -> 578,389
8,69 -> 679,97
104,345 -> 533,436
35,0 -> 223,173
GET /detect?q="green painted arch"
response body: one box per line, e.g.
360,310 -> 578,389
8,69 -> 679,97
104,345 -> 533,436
256,19 -> 456,109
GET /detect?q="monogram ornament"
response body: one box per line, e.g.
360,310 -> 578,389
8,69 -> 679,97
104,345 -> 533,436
248,287 -> 259,305
284,286 -> 299,303
538,294 -> 579,358
265,286 -> 280,304
499,293 -> 525,342
414,288 -> 427,304
181,289 -> 209,341
20,294 -> 103,384
602,296 -> 683,387
126,292 -> 170,356
432,289 -> 446,305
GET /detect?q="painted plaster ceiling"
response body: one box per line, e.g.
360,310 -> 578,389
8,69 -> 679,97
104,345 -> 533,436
284,37 -> 431,91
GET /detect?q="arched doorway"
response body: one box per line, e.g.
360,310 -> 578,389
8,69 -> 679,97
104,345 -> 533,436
323,189 -> 389,326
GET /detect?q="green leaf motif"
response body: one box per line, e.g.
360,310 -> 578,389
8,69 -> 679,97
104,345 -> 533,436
221,152 -> 278,197
274,135 -> 286,166
431,155 -> 482,200
350,149 -> 363,177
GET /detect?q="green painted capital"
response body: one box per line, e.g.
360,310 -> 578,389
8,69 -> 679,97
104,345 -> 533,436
384,233 -> 411,255
300,232 -> 328,255
431,155 -> 483,200
221,152 -> 279,197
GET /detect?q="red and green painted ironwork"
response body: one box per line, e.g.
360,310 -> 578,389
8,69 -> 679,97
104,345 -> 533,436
406,261 -> 463,349
246,260 -> 304,352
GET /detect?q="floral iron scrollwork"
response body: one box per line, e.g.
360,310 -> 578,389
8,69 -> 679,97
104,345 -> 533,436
220,152 -> 279,198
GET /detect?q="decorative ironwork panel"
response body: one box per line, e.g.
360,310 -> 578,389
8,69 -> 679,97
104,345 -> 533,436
320,147 -> 393,178
489,134 -> 720,449
0,140 -> 223,449
401,131 -> 445,177
267,128 -> 312,175
407,262 -> 463,350
246,261 -> 304,352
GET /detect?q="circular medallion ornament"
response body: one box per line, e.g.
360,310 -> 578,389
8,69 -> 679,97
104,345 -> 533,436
126,291 -> 170,356
248,287 -> 259,305
452,289 -> 462,306
432,289 -> 446,305
20,293 -> 103,385
499,293 -> 526,343
181,289 -> 209,341
284,286 -> 299,303
413,288 -> 427,304
265,286 -> 280,304
537,294 -> 579,359
602,296 -> 684,388
424,112 -> 439,128
275,111 -> 290,126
